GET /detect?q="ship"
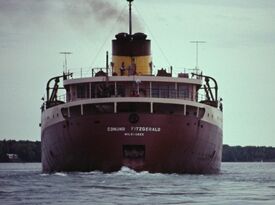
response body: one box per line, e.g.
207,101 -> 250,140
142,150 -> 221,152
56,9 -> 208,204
41,0 -> 223,174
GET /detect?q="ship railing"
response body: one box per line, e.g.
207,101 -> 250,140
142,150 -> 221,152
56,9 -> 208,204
65,66 -> 202,79
71,88 -> 197,102
56,88 -> 222,110
65,67 -> 94,79
196,93 -> 223,111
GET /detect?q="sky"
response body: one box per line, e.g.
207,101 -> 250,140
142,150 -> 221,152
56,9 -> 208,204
0,0 -> 275,146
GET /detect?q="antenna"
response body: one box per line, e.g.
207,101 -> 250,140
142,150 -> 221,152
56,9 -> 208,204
60,52 -> 72,74
190,41 -> 206,74
127,0 -> 134,35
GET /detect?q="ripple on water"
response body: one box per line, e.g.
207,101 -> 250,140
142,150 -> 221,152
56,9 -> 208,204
0,163 -> 275,205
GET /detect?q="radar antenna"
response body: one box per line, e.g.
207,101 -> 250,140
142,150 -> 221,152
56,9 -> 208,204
60,52 -> 72,74
190,41 -> 206,74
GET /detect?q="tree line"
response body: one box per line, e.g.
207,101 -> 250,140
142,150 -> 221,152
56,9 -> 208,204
222,144 -> 275,162
0,140 -> 275,162
0,140 -> 41,162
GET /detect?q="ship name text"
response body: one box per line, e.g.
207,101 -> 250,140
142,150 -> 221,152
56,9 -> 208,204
130,126 -> 161,132
107,126 -> 161,133
107,127 -> 126,132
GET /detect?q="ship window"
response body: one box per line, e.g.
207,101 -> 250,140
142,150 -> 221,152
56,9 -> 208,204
159,85 -> 169,98
66,87 -> 70,102
152,83 -> 177,98
70,105 -> 81,117
186,106 -> 198,117
90,84 -> 95,98
198,108 -> 205,118
117,102 -> 150,113
116,85 -> 125,97
153,103 -> 186,114
169,85 -> 177,98
178,84 -> 189,99
95,83 -> 115,98
77,84 -> 88,99
152,84 -> 159,97
116,82 -> 130,97
83,103 -> 114,115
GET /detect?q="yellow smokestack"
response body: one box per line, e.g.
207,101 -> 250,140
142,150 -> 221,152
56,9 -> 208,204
112,32 -> 152,76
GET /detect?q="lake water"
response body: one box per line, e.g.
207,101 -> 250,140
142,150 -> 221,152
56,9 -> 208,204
0,163 -> 274,204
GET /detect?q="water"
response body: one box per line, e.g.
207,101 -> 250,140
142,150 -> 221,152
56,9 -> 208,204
0,163 -> 275,205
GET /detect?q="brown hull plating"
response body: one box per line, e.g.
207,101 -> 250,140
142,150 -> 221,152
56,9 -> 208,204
41,113 -> 222,174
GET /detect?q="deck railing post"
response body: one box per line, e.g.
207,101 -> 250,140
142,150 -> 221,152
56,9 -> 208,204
149,82 -> 152,97
68,107 -> 71,118
175,83 -> 177,99
115,82 -> 117,96
184,104 -> 186,116
81,104 -> 84,116
89,83 -> 91,98
114,102 -> 117,113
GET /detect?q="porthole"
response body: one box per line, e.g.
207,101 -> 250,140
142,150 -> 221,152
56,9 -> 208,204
129,113 -> 139,124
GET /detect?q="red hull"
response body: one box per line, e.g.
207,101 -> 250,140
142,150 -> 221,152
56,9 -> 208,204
41,113 -> 222,174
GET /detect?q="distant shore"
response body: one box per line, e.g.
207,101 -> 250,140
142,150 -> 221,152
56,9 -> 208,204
1,140 -> 275,162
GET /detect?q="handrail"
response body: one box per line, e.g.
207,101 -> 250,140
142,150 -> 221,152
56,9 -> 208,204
66,66 -> 201,79
46,73 -> 72,101
191,72 -> 218,102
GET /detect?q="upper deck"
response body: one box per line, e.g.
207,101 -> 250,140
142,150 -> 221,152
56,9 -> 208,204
62,72 -> 202,103
43,67 -> 222,111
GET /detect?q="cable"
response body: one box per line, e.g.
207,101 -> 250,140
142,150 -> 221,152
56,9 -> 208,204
133,4 -> 172,67
90,4 -> 128,68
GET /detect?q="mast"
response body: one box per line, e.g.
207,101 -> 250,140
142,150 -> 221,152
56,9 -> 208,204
127,0 -> 133,35
60,51 -> 72,74
190,41 -> 205,74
